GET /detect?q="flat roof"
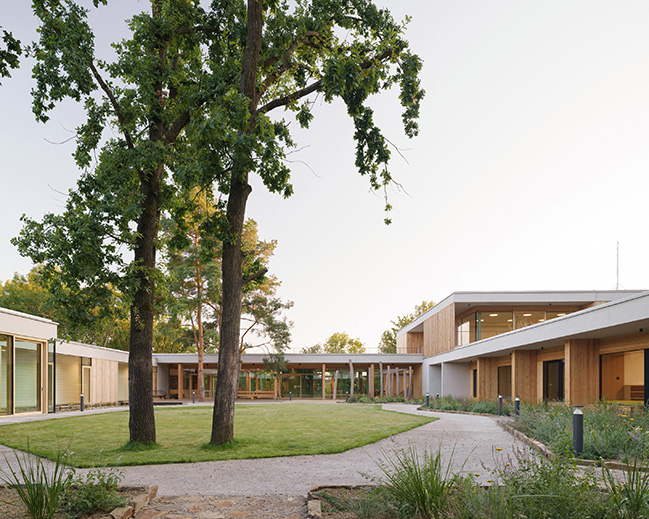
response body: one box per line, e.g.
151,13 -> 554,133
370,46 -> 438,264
153,352 -> 423,365
0,306 -> 57,325
397,290 -> 647,336
426,290 -> 649,364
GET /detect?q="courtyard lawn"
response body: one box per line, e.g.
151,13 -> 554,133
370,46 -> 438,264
0,404 -> 435,467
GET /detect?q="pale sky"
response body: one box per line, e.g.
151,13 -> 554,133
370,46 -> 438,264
2,1 -> 648,352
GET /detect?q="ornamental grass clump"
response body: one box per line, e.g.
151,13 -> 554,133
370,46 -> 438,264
0,448 -> 72,519
603,454 -> 649,519
375,444 -> 460,519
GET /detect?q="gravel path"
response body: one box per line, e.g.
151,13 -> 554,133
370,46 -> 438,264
115,404 -> 524,496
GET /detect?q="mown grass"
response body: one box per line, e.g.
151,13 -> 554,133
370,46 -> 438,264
0,404 -> 435,467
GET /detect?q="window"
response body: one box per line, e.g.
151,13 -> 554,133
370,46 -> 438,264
14,340 -> 42,414
0,335 -> 13,415
601,350 -> 644,402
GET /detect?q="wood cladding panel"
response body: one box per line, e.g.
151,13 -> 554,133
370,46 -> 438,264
90,359 -> 119,405
477,357 -> 498,400
405,332 -> 424,353
422,303 -> 455,357
598,332 -> 649,355
512,350 -> 537,402
565,339 -> 598,405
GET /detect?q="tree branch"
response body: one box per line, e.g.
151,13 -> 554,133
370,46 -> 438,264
165,110 -> 191,145
89,62 -> 135,149
257,80 -> 322,115
257,48 -> 393,115
242,267 -> 268,285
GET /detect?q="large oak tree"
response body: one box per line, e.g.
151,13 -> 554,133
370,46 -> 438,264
12,0 -> 423,445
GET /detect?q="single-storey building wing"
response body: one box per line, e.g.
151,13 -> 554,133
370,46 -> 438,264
397,290 -> 649,405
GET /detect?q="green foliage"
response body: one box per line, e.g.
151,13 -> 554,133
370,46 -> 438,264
425,395 -> 513,416
317,487 -> 394,518
603,455 -> 649,519
379,300 -> 434,353
0,266 -> 130,349
376,444 -> 460,519
0,448 -> 72,519
62,466 -> 125,518
0,28 -> 21,83
348,395 -> 419,404
514,402 -> 649,461
304,331 -> 365,353
450,451 -> 609,519
13,0 -> 423,329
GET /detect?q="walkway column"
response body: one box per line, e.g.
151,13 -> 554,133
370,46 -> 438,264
565,339 -> 598,406
512,350 -> 537,403
349,360 -> 355,397
379,362 -> 383,397
369,364 -> 374,398
476,357 -> 498,400
177,363 -> 182,399
333,370 -> 339,400
322,363 -> 326,400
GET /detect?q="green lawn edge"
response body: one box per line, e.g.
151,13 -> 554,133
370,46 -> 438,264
0,404 -> 436,467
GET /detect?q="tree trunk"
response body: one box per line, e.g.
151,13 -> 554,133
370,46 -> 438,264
210,0 -> 263,446
210,175 -> 251,444
128,164 -> 162,444
196,231 -> 205,402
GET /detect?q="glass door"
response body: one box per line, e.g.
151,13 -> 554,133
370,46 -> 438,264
544,359 -> 564,401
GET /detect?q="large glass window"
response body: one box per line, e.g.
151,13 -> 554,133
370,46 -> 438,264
457,314 -> 476,346
601,350 -> 644,402
479,312 -> 513,340
14,340 -> 41,414
1,335 -> 13,415
514,311 -> 545,329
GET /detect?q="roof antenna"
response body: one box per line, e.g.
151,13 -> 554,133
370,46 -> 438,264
616,240 -> 620,290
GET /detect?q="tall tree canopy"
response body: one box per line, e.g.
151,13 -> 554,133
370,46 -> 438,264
12,0 -> 423,445
378,300 -> 434,353
302,331 -> 365,354
164,188 -> 292,401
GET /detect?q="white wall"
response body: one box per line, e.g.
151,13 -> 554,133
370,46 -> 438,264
441,362 -> 471,398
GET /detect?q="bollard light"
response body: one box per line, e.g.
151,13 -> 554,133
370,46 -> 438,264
436,392 -> 440,400
573,406 -> 584,457
192,391 -> 195,404
498,394 -> 503,416
289,391 -> 292,401
345,391 -> 349,403
425,392 -> 430,409
80,393 -> 84,412
514,396 -> 520,418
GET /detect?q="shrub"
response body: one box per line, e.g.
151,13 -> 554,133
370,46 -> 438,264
0,448 -> 72,519
514,402 -> 649,461
62,466 -> 126,517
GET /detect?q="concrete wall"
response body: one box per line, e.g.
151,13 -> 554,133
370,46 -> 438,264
441,362 -> 471,398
